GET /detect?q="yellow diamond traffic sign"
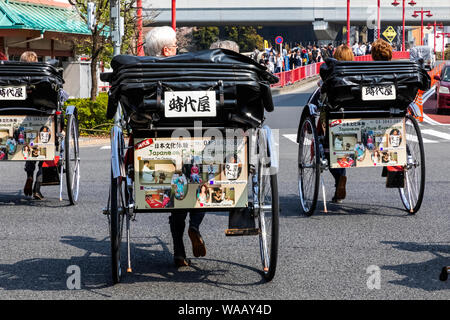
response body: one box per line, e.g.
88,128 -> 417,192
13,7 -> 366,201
383,26 -> 397,43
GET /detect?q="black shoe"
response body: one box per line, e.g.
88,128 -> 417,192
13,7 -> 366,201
188,227 -> 206,257
33,192 -> 45,200
174,256 -> 191,268
331,196 -> 343,204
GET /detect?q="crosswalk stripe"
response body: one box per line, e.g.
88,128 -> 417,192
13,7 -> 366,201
283,134 -> 298,144
406,134 -> 438,144
420,129 -> 450,141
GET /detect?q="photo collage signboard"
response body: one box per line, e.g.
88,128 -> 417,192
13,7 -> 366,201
0,115 -> 55,161
134,136 -> 248,210
329,118 -> 406,168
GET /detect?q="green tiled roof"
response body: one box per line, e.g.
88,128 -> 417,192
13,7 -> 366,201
0,0 -> 92,35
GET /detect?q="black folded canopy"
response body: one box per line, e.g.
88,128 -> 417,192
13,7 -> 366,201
319,58 -> 430,110
103,49 -> 279,128
0,61 -> 64,111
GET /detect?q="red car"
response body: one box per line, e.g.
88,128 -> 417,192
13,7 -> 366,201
434,64 -> 450,114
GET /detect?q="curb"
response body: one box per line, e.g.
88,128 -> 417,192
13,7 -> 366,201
271,75 -> 320,96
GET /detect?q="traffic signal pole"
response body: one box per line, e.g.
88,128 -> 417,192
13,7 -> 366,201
110,0 -> 122,56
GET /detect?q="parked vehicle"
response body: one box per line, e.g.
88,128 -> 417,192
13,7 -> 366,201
410,46 -> 436,71
434,63 -> 450,114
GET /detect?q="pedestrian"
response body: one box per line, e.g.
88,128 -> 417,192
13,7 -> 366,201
311,45 -> 354,203
252,46 -> 260,61
284,50 -> 290,72
327,43 -> 334,58
289,50 -> 295,70
360,42 -> 367,55
294,49 -> 302,68
275,52 -> 283,73
311,45 -> 319,63
21,51 -> 46,200
328,44 -> 355,202
143,26 -> 207,267
301,48 -> 309,65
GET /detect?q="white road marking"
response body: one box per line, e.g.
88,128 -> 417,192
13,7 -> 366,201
100,146 -> 111,150
283,134 -> 298,144
421,129 -> 450,141
406,133 -> 438,144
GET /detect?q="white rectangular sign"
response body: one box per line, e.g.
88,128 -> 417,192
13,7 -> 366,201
362,84 -> 396,101
0,86 -> 27,100
164,91 -> 216,118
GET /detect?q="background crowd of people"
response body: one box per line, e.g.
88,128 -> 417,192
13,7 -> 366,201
253,41 -> 381,74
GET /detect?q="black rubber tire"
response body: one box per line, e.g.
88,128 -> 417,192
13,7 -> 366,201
110,171 -> 125,284
65,114 -> 80,205
255,129 -> 279,282
297,115 -> 320,216
399,115 -> 425,214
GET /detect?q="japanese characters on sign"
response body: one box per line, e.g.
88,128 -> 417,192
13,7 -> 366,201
0,115 -> 55,161
0,86 -> 27,100
164,91 -> 216,118
329,118 -> 406,168
134,136 -> 248,210
362,84 -> 396,101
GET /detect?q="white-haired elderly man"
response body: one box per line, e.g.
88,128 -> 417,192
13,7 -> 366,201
144,26 -> 178,57
143,26 -> 207,268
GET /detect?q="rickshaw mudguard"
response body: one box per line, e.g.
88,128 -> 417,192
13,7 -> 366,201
111,125 -> 125,179
408,101 -> 422,118
296,103 -> 319,143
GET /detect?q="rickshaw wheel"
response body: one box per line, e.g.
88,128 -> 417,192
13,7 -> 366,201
65,114 -> 80,205
399,115 -> 425,214
110,171 -> 126,284
254,129 -> 279,281
297,115 -> 320,216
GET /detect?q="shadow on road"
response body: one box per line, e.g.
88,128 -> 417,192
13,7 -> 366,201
0,191 -> 72,208
381,240 -> 450,292
280,194 -> 411,218
0,235 -> 268,294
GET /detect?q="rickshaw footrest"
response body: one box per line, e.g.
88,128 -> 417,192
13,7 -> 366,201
225,228 -> 260,237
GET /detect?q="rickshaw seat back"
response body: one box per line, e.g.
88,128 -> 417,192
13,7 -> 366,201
102,49 -> 279,129
319,58 -> 431,117
0,61 -> 64,111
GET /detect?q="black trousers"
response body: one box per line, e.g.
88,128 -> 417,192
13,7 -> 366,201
24,161 -> 43,192
169,211 -> 205,258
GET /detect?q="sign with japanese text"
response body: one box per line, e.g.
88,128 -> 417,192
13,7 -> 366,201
134,136 -> 248,210
164,91 -> 216,118
0,86 -> 27,100
329,118 -> 406,168
0,115 -> 55,161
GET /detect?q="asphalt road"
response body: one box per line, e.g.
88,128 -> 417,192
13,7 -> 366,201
0,83 -> 449,300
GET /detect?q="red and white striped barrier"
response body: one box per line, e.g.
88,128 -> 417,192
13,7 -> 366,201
272,51 -> 411,88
